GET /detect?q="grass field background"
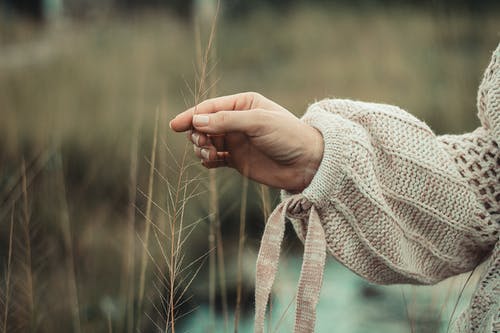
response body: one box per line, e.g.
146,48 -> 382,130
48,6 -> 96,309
0,3 -> 498,332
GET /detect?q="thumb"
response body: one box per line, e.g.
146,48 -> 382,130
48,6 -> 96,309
192,110 -> 265,134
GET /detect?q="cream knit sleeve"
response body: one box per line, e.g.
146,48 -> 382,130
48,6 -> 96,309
253,45 -> 498,332
283,97 -> 499,285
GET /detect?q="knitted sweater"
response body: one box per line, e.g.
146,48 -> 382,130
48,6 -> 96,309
254,44 -> 499,332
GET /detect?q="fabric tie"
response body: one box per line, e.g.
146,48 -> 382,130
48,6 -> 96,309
254,196 -> 327,333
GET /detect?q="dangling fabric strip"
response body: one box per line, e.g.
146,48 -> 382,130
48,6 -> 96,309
254,201 -> 287,333
254,197 -> 326,333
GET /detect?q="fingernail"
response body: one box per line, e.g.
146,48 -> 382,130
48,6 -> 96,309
191,132 -> 200,146
193,145 -> 199,153
168,120 -> 173,129
193,115 -> 209,126
201,148 -> 210,160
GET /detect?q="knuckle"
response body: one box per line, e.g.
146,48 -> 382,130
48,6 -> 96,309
197,99 -> 212,113
238,91 -> 261,109
247,91 -> 262,104
247,91 -> 262,99
208,100 -> 216,112
250,109 -> 270,133
215,112 -> 229,130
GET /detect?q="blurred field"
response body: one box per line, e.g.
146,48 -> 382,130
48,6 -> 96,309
0,3 -> 499,332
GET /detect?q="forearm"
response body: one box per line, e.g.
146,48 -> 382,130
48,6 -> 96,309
282,98 -> 498,284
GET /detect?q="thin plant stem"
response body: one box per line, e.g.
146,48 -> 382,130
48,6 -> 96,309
213,170 -> 229,331
234,176 -> 248,333
21,159 -> 34,329
208,8 -> 229,329
107,313 -> 113,333
258,184 -> 273,332
208,218 -> 216,332
0,149 -> 52,223
446,268 -> 475,333
259,185 -> 271,221
165,143 -> 189,333
192,1 -> 222,331
121,94 -> 142,333
55,154 -> 81,333
2,207 -> 14,333
437,277 -> 456,325
401,288 -> 415,333
137,107 -> 160,328
272,295 -> 296,333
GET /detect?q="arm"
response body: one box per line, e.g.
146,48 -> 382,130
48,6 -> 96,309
283,99 -> 498,285
170,43 -> 499,331
170,92 -> 498,285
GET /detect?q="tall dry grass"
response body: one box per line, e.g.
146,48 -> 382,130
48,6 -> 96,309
0,3 -> 498,332
1,208 -> 14,333
54,154 -> 81,333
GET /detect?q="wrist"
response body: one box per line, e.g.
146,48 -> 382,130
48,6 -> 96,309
286,126 -> 324,193
302,127 -> 324,189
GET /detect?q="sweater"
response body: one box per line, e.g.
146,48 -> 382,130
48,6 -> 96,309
254,43 -> 499,333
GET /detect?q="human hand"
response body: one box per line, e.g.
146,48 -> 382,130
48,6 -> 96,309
169,92 -> 324,193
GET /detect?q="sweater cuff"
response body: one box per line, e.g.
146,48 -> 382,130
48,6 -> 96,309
282,104 -> 353,209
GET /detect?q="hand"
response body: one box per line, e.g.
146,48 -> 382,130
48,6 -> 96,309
169,92 -> 324,193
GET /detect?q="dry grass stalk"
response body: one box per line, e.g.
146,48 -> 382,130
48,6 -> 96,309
107,313 -> 113,333
137,107 -> 160,327
20,159 -> 34,330
192,11 -> 217,332
401,288 -> 415,333
192,1 -> 226,331
214,198 -> 229,331
165,145 -> 190,333
140,144 -> 196,330
55,154 -> 81,333
208,218 -> 216,332
1,154 -> 52,332
259,185 -> 271,222
437,277 -> 458,323
137,133 -> 207,330
2,208 -> 15,333
258,184 -> 274,331
272,295 -> 296,333
233,176 -> 248,333
120,93 -> 142,333
446,269 -> 475,333
0,151 -> 50,223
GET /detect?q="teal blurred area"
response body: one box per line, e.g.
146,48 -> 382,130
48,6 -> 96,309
182,258 -> 478,333
0,1 -> 498,332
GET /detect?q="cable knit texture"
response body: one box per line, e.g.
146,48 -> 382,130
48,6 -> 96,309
255,43 -> 499,332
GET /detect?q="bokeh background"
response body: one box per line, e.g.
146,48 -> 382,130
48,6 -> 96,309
0,0 -> 499,332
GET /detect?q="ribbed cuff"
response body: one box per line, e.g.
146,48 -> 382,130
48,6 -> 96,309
282,103 -> 355,210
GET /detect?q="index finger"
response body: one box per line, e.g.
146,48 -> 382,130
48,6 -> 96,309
169,92 -> 259,132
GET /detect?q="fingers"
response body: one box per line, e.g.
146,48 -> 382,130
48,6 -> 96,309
202,159 -> 227,169
197,149 -> 230,169
169,92 -> 261,132
192,110 -> 265,135
193,145 -> 217,161
190,131 -> 230,169
188,130 -> 210,147
188,130 -> 224,150
190,92 -> 258,114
